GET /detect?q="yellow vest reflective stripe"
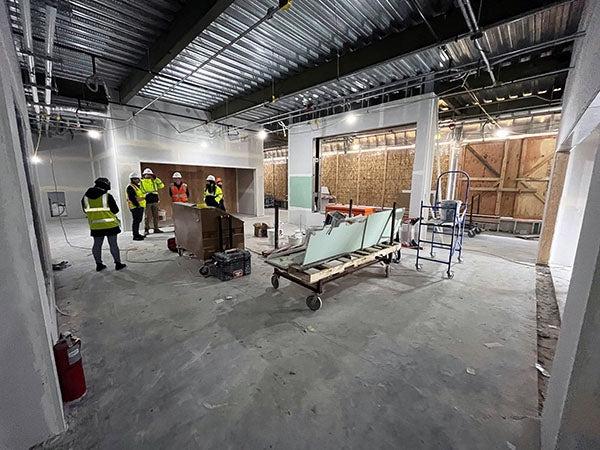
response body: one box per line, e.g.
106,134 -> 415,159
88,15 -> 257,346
204,186 -> 223,203
127,184 -> 146,209
84,194 -> 120,230
141,178 -> 164,195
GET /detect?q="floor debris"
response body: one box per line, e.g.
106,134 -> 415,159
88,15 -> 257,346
466,368 -> 476,375
536,363 -> 551,378
214,298 -> 224,304
203,402 -> 228,410
484,342 -> 504,349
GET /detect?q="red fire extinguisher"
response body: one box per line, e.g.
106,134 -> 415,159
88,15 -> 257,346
53,332 -> 87,402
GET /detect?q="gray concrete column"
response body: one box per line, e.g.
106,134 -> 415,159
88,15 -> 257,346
541,132 -> 600,448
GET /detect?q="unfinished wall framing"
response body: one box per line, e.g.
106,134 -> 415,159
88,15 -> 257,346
456,136 -> 556,219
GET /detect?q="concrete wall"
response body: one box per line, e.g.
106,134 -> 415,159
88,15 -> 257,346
104,102 -> 264,230
35,134 -> 95,220
287,94 -> 438,225
0,3 -> 65,447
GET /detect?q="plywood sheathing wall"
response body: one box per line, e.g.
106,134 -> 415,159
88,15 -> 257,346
319,129 -> 451,210
456,136 -> 555,220
264,156 -> 288,200
140,162 -> 238,220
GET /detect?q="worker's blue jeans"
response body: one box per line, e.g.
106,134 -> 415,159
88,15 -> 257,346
92,235 -> 121,265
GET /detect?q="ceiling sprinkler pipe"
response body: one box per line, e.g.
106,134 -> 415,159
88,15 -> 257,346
458,0 -> 497,86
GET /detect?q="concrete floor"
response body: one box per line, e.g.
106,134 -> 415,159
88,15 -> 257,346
44,215 -> 540,449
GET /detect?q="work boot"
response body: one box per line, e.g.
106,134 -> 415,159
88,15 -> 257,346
115,262 -> 127,271
133,235 -> 145,241
153,228 -> 164,233
96,263 -> 107,272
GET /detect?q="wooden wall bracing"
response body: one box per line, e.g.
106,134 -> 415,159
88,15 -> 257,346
455,136 -> 555,220
140,162 -> 238,220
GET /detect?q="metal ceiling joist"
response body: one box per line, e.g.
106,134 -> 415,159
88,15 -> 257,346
119,0 -> 235,103
209,0 -> 572,121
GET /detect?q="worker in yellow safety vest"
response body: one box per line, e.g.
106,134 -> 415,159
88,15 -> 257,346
81,177 -> 126,272
216,177 -> 225,210
204,175 -> 224,209
140,168 -> 165,234
126,172 -> 146,241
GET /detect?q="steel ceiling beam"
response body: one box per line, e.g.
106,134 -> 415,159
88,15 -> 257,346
209,0 -> 572,121
118,0 -> 235,103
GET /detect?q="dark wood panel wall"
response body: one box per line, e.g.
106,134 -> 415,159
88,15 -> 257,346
139,162 -> 238,220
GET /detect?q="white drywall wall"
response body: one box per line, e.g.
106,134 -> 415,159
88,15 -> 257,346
287,94 -> 438,225
103,102 -> 264,230
0,3 -> 65,447
35,134 -> 95,220
550,129 -> 599,268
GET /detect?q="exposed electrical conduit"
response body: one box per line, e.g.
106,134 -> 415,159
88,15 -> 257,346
457,0 -> 497,86
20,0 -> 40,126
222,33 -> 581,128
43,4 -> 57,134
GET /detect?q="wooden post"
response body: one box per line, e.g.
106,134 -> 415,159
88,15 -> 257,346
495,141 -> 509,216
382,146 -> 389,207
537,151 -> 570,265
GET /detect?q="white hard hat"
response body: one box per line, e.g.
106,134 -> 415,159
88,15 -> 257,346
142,168 -> 154,175
172,172 -> 182,179
129,172 -> 140,179
206,175 -> 216,182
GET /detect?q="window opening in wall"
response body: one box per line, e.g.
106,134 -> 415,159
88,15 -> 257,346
48,191 -> 67,217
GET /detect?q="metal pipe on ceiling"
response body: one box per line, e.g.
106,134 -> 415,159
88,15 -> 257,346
457,0 -> 496,86
43,4 -> 57,133
20,0 -> 40,125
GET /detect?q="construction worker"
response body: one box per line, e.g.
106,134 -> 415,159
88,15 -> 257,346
140,168 -> 165,234
204,174 -> 223,209
81,177 -> 126,272
216,177 -> 225,210
170,172 -> 189,203
126,172 -> 146,241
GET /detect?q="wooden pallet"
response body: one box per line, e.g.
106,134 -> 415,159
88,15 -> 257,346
277,242 -> 402,285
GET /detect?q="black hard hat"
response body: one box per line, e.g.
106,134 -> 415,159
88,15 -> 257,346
94,177 -> 111,191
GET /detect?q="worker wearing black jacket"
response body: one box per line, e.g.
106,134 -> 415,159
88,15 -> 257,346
81,177 -> 126,272
126,172 -> 146,241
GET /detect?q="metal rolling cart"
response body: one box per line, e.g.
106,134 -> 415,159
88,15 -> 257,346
415,170 -> 470,278
267,204 -> 403,311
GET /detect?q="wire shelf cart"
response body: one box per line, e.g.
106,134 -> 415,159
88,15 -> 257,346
416,170 -> 471,278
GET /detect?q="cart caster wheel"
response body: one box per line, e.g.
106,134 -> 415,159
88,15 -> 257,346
177,247 -> 183,256
475,227 -> 482,234
385,265 -> 390,278
447,271 -> 454,279
199,265 -> 210,277
415,264 -> 422,271
458,256 -> 464,263
430,252 -> 436,257
306,295 -> 322,311
271,274 -> 280,289
468,230 -> 476,238
392,251 -> 401,264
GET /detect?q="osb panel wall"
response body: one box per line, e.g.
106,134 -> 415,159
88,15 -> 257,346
320,148 -> 415,209
140,162 -> 238,220
264,158 -> 288,200
455,136 -> 555,219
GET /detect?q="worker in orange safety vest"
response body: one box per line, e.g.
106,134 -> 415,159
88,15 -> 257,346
169,172 -> 189,203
